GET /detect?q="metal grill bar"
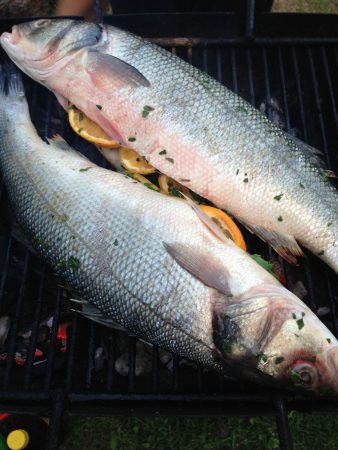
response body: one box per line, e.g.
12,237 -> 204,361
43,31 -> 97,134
2,251 -> 30,390
24,266 -> 46,389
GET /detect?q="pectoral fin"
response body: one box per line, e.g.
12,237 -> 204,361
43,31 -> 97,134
86,50 -> 150,89
163,242 -> 232,296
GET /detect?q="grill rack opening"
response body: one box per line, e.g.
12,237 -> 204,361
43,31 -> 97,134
0,8 -> 337,450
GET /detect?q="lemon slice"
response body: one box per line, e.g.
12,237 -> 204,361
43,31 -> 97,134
68,105 -> 120,148
158,174 -> 192,198
199,205 -> 246,251
119,147 -> 156,175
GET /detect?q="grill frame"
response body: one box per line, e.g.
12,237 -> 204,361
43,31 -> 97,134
0,5 -> 337,450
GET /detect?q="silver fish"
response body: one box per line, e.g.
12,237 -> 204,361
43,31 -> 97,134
0,68 -> 338,394
1,19 -> 337,272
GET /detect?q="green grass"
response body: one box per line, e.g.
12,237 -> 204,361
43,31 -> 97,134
60,413 -> 338,450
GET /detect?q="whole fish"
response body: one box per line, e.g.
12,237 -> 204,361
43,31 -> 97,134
0,68 -> 338,394
1,19 -> 337,273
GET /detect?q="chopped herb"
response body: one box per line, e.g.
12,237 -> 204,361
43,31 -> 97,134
327,222 -> 333,227
259,354 -> 269,364
60,214 -> 69,222
222,341 -> 232,354
274,194 -> 284,201
159,149 -> 167,155
301,312 -> 305,317
236,169 -> 239,175
113,239 -> 119,246
244,172 -> 248,176
57,260 -> 67,271
327,338 -> 331,344
78,128 -> 83,133
296,318 -> 305,330
79,113 -> 84,122
37,238 -> 49,251
292,313 -> 297,319
299,183 -> 305,189
136,158 -> 141,162
275,356 -> 285,365
318,250 -> 325,256
79,167 -> 92,172
168,184 -> 180,197
166,157 -> 175,164
128,136 -> 136,142
142,105 -> 154,118
290,369 -> 302,383
251,254 -> 275,276
180,178 -> 191,183
96,104 -> 102,110
68,256 -> 80,270
243,178 -> 249,183
237,105 -> 248,114
294,333 -> 300,338
277,216 -> 283,222
68,104 -> 76,110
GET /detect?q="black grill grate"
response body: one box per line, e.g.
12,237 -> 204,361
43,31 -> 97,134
0,9 -> 337,450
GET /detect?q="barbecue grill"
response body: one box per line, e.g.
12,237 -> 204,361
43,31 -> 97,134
0,1 -> 337,449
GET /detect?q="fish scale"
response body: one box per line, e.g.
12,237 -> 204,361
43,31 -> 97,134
1,66 -> 338,392
8,21 -> 334,271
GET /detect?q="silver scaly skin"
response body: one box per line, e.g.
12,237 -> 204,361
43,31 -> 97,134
0,19 -> 337,272
0,68 -> 338,394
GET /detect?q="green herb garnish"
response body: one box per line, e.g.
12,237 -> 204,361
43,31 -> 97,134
79,113 -> 84,122
142,105 -> 154,118
60,214 -> 69,222
243,178 -> 248,183
96,104 -> 102,110
277,216 -> 283,222
299,183 -> 305,189
275,356 -> 284,365
113,239 -> 119,246
68,256 -> 80,270
318,250 -> 325,256
236,169 -> 239,175
128,136 -> 136,142
274,194 -> 284,201
222,341 -> 232,354
237,105 -> 248,114
159,149 -> 167,155
166,157 -> 175,164
296,318 -> 305,330
180,178 -> 191,182
259,354 -> 268,364
79,167 -> 92,172
78,128 -> 83,133
57,260 -> 67,271
68,104 -> 76,110
327,338 -> 331,344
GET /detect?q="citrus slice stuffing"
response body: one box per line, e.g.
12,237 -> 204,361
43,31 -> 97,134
119,147 -> 156,175
158,174 -> 192,198
68,105 -> 120,148
199,205 -> 246,251
124,172 -> 160,192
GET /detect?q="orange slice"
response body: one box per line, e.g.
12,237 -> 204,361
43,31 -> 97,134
119,147 -> 156,175
68,105 -> 120,148
158,174 -> 192,198
199,205 -> 246,251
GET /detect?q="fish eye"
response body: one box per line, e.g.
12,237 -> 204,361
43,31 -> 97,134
34,20 -> 51,29
290,361 -> 319,388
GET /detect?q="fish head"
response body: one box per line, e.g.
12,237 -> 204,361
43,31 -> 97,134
0,19 -> 102,80
214,285 -> 338,395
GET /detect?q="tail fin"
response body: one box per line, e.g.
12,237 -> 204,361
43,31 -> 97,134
0,62 -> 25,99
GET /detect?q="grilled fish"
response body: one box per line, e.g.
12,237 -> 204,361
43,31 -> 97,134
0,67 -> 338,394
1,19 -> 337,273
